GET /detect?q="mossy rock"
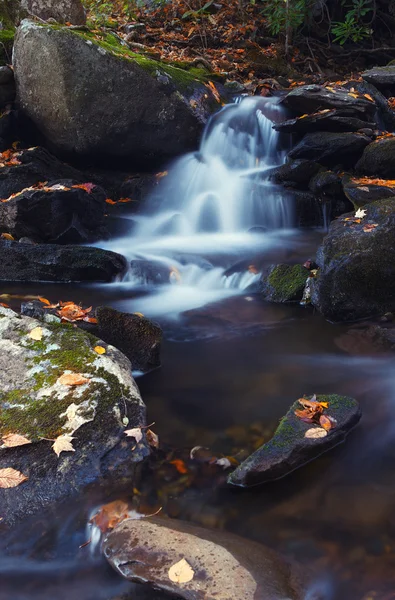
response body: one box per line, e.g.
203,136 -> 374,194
259,264 -> 309,303
342,174 -> 395,209
0,307 -> 149,525
355,138 -> 395,179
228,394 -> 361,487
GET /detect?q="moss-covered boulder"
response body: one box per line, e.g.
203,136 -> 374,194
342,174 -> 395,208
288,131 -> 371,169
355,138 -> 395,178
311,199 -> 395,321
0,307 -> 149,525
228,394 -> 361,487
104,517 -> 309,600
258,264 -> 309,303
13,21 -> 222,168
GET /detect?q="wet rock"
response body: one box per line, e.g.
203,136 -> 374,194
20,0 -> 86,24
0,146 -> 84,200
309,170 -> 343,199
274,109 -> 376,134
0,179 -> 108,243
0,307 -> 148,526
14,21 -> 221,168
355,137 -> 395,178
0,66 -> 15,109
257,264 -> 309,303
362,65 -> 395,94
96,306 -> 162,372
103,516 -> 309,600
311,199 -> 395,321
269,159 -> 321,187
342,174 -> 395,208
288,132 -> 371,168
281,84 -> 376,118
293,190 -> 326,227
130,259 -> 173,285
353,80 -> 395,132
228,394 -> 361,486
0,239 -> 126,282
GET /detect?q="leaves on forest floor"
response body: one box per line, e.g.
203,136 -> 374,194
0,467 -> 28,488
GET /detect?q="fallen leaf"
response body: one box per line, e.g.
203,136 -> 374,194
72,183 -> 96,194
363,223 -> 379,232
57,373 -> 90,386
2,433 -> 31,447
146,428 -> 159,448
1,233 -> 14,240
38,296 -> 51,306
170,459 -> 188,474
215,457 -> 232,469
124,427 -> 143,443
133,312 -> 144,318
355,208 -> 367,219
248,265 -> 258,274
168,558 -> 195,584
305,428 -> 328,439
28,326 -> 43,341
90,499 -> 130,533
94,345 -> 106,355
319,415 -> 333,431
0,467 -> 28,488
52,434 -> 75,457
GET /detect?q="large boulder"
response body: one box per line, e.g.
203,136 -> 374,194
0,180 -> 108,243
362,65 -> 395,94
274,109 -> 376,134
103,517 -> 309,600
342,175 -> 395,208
309,169 -> 344,199
280,84 -> 376,118
311,199 -> 395,321
268,159 -> 321,187
228,394 -> 361,487
13,21 -> 221,167
355,137 -> 395,178
288,132 -> 371,168
0,240 -> 126,282
21,0 -> 86,24
257,264 -> 309,303
0,307 -> 149,525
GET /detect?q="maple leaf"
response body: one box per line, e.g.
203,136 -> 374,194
28,326 -> 43,341
2,433 -> 31,447
124,427 -> 143,443
52,434 -> 75,457
57,373 -> 90,386
0,467 -> 28,488
305,428 -> 328,439
168,558 -> 195,584
355,208 -> 367,219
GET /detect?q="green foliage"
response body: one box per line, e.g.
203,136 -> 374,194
331,0 -> 372,45
261,0 -> 306,37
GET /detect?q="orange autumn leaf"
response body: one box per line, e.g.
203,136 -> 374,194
1,233 -> 14,241
57,373 -> 90,386
90,500 -> 130,533
319,415 -> 333,431
38,296 -> 51,306
72,183 -> 96,194
0,467 -> 28,488
170,459 -> 188,474
0,302 -> 9,308
105,198 -> 117,205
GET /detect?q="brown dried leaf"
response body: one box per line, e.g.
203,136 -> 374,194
0,467 -> 28,488
2,433 -> 31,448
90,500 -> 130,533
146,428 -> 159,448
57,373 -> 90,386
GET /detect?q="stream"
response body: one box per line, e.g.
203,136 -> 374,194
1,97 -> 395,599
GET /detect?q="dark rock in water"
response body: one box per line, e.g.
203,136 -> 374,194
311,199 -> 395,321
257,264 -> 309,303
362,65 -> 395,94
228,394 -> 361,487
0,307 -> 148,526
0,179 -> 108,243
309,170 -> 344,199
288,132 -> 371,168
355,137 -> 395,178
342,174 -> 395,208
103,516 -> 310,600
96,306 -> 162,372
0,146 -> 84,200
14,21 -> 221,168
0,240 -> 126,282
130,259 -> 172,285
274,109 -> 376,134
21,0 -> 86,24
280,84 -> 376,118
269,159 -> 321,187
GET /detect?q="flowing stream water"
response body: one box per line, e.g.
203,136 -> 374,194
2,98 -> 395,599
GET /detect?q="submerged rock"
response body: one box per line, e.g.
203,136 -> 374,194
0,307 -> 149,525
288,131 -> 371,168
103,516 -> 309,600
21,0 -> 86,24
96,306 -> 162,373
280,84 -> 376,118
228,394 -> 361,487
311,199 -> 395,321
355,137 -> 395,178
13,21 -> 221,167
0,240 -> 126,282
257,264 -> 309,303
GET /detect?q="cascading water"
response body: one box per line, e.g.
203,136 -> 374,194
99,95 -> 296,316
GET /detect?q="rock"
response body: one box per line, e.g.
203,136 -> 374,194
0,307 -> 149,525
96,306 -> 162,373
0,240 -> 126,282
129,259 -> 173,285
0,67 -> 15,108
354,80 -> 395,132
274,109 -> 376,134
355,137 -> 395,178
309,170 -> 343,198
281,84 -> 376,118
20,0 -> 86,24
362,65 -> 395,94
0,146 -> 84,200
103,517 -> 309,600
293,190 -> 327,227
0,179 -> 108,243
13,21 -> 221,168
228,394 -> 361,486
288,132 -> 371,168
342,174 -> 395,208
257,264 -> 309,303
269,159 -> 321,187
311,199 -> 395,321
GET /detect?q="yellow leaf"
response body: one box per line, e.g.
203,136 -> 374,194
94,345 -> 106,355
168,558 -> 195,584
2,433 -> 31,448
134,312 -> 144,318
1,233 -> 14,240
57,373 -> 90,386
52,434 -> 75,457
0,467 -> 28,488
305,428 -> 328,439
28,326 -> 43,341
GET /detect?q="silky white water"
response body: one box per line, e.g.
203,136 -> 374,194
99,95 -> 295,316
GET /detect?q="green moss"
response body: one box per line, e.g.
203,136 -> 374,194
266,264 -> 309,303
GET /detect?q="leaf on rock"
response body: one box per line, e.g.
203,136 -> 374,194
363,223 -> 378,232
1,232 -> 14,240
52,434 -> 75,457
134,312 -> 144,318
72,183 -> 96,194
0,467 -> 28,488
94,345 -> 106,355
28,326 -> 43,341
146,428 -> 159,448
170,459 -> 188,474
168,558 -> 195,584
124,427 -> 143,443
90,499 -> 130,533
319,415 -> 334,431
305,428 -> 328,439
57,373 -> 90,386
355,208 -> 367,219
215,457 -> 233,469
38,296 -> 51,306
2,433 -> 31,447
